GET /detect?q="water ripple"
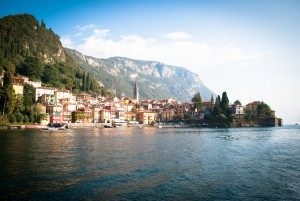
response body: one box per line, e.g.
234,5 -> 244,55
0,126 -> 299,200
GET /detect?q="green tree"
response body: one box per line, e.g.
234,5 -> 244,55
213,95 -> 221,116
82,72 -> 86,91
63,77 -> 73,90
234,100 -> 242,105
8,113 -> 16,123
41,19 -> 46,28
23,84 -> 35,115
14,94 -> 24,113
245,109 -> 253,124
191,92 -> 202,112
31,103 -> 46,123
23,115 -> 29,123
42,64 -> 60,87
210,95 -> 214,113
257,102 -> 273,117
0,71 -> 15,115
220,91 -> 230,116
15,112 -> 24,123
86,73 -> 90,91
90,80 -> 95,92
17,56 -> 44,81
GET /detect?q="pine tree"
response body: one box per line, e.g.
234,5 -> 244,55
23,84 -> 36,115
86,73 -> 90,91
213,95 -> 221,116
41,19 -> 46,28
0,71 -> 15,115
210,94 -> 214,113
82,72 -> 86,91
220,91 -> 230,115
90,81 -> 95,92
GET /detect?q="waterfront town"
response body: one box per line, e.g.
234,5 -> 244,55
1,73 -> 281,128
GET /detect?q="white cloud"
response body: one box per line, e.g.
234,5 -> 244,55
67,28 -> 263,74
93,29 -> 110,38
60,35 -> 75,48
164,32 -> 192,40
75,24 -> 95,31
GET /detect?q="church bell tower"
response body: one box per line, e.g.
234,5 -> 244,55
133,80 -> 139,102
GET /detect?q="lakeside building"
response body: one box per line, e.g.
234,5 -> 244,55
161,110 -> 175,122
0,70 -> 282,127
231,104 -> 245,115
136,111 -> 157,124
245,101 -> 261,115
92,107 -> 101,123
47,103 -> 63,124
55,90 -> 73,102
35,87 -> 55,101
125,112 -> 137,122
100,109 -> 111,123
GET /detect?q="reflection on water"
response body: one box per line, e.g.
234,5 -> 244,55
0,126 -> 300,200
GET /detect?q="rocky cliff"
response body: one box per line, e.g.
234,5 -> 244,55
66,48 -> 215,101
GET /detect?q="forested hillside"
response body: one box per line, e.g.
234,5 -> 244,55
0,14 -> 110,95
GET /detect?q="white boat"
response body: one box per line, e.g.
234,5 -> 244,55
112,120 -> 128,127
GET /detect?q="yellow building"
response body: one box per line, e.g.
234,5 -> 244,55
12,76 -> 25,95
125,112 -> 136,122
13,84 -> 24,95
161,110 -> 175,121
136,111 -> 157,124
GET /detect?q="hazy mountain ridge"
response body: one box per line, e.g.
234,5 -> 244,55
66,48 -> 215,101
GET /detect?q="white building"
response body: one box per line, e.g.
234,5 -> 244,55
35,87 -> 55,101
231,104 -> 245,115
100,109 -> 111,123
55,90 -> 73,102
28,81 -> 42,88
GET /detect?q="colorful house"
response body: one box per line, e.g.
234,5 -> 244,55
136,111 -> 157,124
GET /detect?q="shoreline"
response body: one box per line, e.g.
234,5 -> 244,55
0,123 -> 284,130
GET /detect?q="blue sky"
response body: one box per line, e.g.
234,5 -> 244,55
1,0 -> 300,123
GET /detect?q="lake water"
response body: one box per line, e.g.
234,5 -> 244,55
0,126 -> 299,200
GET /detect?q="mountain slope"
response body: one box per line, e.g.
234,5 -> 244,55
66,48 -> 215,101
0,14 -> 66,67
0,14 -> 110,95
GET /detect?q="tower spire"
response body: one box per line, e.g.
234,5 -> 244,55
133,80 -> 139,102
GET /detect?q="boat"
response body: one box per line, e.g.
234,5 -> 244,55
104,124 -> 115,128
112,120 -> 128,127
42,123 -> 68,130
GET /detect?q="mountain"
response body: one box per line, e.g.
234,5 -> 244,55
0,14 -> 109,95
0,13 -> 214,101
66,48 -> 215,101
0,14 -> 66,67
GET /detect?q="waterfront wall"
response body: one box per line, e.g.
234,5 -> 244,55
68,123 -> 105,128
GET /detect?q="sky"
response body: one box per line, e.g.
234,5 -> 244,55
1,0 -> 300,124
